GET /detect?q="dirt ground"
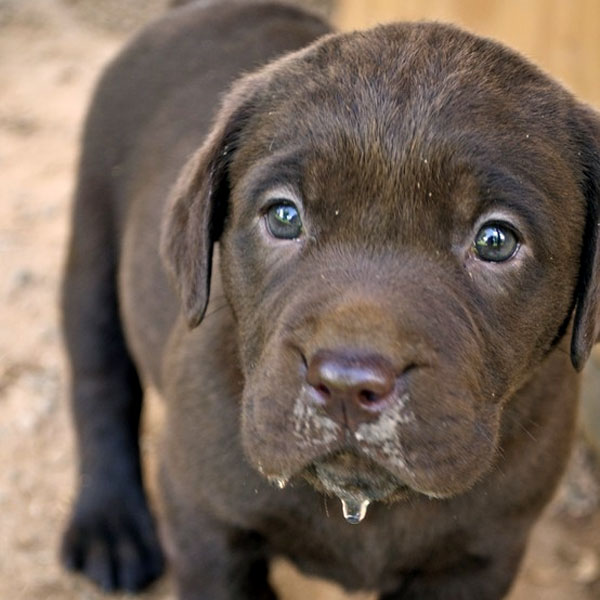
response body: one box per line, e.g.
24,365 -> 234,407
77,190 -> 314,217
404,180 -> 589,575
1,1 -> 600,599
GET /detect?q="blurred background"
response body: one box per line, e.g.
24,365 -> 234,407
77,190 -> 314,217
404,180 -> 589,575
1,1 -> 599,599
336,0 -> 600,107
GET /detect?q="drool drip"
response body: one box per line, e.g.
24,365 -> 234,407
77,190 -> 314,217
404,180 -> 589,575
341,497 -> 370,524
268,476 -> 289,489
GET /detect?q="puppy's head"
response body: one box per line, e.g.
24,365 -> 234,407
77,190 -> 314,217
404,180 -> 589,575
162,23 -> 600,514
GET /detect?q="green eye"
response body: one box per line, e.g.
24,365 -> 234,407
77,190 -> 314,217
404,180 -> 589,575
473,223 -> 519,262
266,202 -> 302,239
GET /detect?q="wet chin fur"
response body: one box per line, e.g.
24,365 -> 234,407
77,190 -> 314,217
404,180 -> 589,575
302,450 -> 412,504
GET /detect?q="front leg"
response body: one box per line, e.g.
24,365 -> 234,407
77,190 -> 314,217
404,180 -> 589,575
161,474 -> 277,600
60,192 -> 163,591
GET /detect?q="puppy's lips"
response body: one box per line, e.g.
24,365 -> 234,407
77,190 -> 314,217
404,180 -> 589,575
301,451 -> 411,523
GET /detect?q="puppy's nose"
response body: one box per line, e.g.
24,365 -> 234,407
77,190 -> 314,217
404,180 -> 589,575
306,350 -> 397,426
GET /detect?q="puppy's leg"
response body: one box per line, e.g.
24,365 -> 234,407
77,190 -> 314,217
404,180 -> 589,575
161,471 -> 277,600
60,175 -> 163,591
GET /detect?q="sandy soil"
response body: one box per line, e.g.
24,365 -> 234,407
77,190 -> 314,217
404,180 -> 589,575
1,1 -> 600,599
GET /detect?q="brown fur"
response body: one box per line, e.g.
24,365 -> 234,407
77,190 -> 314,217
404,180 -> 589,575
61,2 -> 600,599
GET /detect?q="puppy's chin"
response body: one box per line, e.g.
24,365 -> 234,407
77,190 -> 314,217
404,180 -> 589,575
301,450 -> 413,505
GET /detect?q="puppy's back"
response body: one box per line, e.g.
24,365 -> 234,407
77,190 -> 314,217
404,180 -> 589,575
77,1 -> 332,220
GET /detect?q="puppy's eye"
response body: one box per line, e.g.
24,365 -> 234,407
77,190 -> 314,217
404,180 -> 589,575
266,202 -> 302,239
473,222 -> 519,262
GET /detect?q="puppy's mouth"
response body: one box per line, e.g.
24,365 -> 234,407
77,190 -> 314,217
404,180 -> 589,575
301,450 -> 411,524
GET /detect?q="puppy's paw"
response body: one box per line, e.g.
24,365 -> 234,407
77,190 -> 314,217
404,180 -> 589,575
60,485 -> 164,592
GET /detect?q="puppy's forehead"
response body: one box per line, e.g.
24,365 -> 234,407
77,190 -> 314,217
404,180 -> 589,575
237,22 -> 577,205
263,22 -> 570,132
227,22 -> 585,254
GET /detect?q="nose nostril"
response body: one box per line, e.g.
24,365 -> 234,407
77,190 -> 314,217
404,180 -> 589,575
317,384 -> 331,398
358,390 -> 379,405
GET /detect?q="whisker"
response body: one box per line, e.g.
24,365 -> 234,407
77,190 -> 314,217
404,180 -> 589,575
501,409 -> 538,443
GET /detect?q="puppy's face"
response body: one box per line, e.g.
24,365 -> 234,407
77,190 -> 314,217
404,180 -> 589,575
163,23 -> 600,516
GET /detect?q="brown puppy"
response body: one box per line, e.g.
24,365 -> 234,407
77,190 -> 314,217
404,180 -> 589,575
61,1 -> 600,599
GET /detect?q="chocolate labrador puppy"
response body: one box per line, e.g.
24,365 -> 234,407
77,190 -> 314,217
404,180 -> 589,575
61,1 -> 600,598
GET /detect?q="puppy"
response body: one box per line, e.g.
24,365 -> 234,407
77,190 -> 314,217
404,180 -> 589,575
61,1 -> 600,598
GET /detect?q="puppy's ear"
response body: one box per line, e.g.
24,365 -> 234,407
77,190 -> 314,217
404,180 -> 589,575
571,105 -> 600,370
160,77 -> 263,328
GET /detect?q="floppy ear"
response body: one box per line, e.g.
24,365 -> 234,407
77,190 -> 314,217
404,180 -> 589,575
570,104 -> 600,370
160,76 -> 263,328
